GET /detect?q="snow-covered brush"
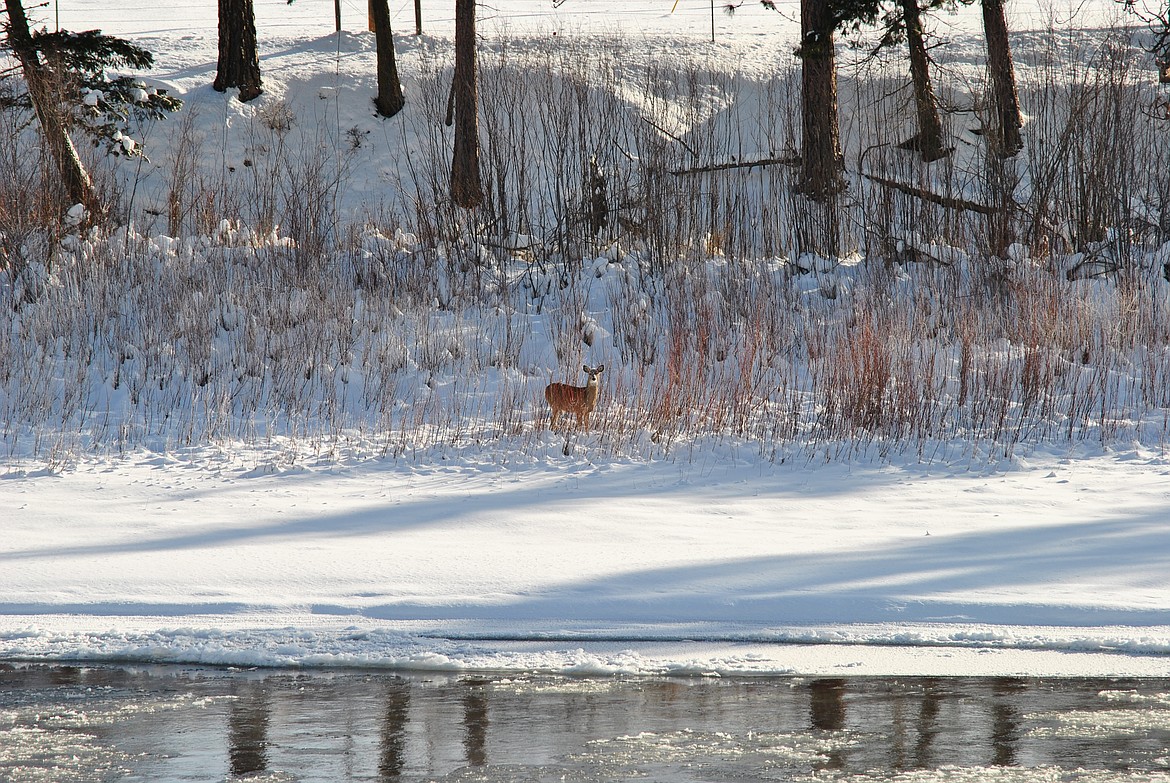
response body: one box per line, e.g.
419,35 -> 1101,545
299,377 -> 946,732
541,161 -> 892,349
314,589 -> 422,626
26,28 -> 181,160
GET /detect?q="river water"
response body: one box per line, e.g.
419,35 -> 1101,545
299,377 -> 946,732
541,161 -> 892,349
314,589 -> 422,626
2,662 -> 1170,782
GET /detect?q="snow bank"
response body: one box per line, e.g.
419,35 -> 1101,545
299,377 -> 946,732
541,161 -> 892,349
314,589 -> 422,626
2,448 -> 1169,676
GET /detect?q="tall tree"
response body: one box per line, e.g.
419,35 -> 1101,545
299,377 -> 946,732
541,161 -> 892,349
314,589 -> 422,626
3,1 -> 179,214
450,0 -> 482,209
796,0 -> 844,201
3,0 -> 95,210
981,0 -> 1022,156
897,0 -> 949,160
370,0 -> 405,117
214,0 -> 262,102
773,0 -> 884,196
832,0 -> 949,160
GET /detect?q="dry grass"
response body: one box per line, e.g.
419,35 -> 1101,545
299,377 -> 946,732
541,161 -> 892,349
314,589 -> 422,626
2,29 -> 1169,466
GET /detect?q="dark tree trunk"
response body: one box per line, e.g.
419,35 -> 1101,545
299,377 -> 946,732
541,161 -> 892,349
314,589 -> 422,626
213,0 -> 262,103
901,0 -> 948,161
4,0 -> 97,212
982,0 -> 1022,156
370,0 -> 404,117
797,0 -> 843,202
450,0 -> 483,209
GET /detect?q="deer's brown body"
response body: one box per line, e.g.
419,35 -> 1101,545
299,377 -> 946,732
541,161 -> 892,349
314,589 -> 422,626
545,364 -> 604,429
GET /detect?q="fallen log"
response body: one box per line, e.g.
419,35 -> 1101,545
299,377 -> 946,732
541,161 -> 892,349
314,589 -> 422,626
669,155 -> 797,176
860,172 -> 1004,215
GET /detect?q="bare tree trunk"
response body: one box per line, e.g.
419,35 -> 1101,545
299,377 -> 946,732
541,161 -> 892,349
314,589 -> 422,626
901,0 -> 949,161
982,0 -> 1022,156
797,0 -> 843,202
450,0 -> 483,209
370,0 -> 405,117
4,0 -> 97,212
213,0 -> 262,102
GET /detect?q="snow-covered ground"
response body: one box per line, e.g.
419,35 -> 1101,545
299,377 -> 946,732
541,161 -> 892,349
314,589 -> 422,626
2,0 -> 1170,677
42,0 -> 1153,229
51,0 -> 1132,40
3,443 -> 1169,676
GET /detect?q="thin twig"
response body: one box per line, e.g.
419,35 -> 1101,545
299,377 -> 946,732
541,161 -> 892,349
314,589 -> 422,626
641,116 -> 698,159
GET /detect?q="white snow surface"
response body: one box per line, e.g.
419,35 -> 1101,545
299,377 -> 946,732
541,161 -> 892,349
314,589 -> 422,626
2,0 -> 1170,678
3,445 -> 1170,677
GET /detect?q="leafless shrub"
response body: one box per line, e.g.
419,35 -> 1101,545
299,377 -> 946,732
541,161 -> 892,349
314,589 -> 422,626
5,30 -> 1170,466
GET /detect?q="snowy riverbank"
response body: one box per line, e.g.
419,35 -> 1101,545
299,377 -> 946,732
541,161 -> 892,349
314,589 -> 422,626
3,445 -> 1169,676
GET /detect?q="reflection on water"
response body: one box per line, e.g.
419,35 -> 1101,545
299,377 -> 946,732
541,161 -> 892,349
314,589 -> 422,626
379,678 -> 410,780
991,677 -> 1026,767
2,662 -> 1170,782
809,678 -> 847,769
810,678 -> 847,732
462,678 -> 489,767
228,681 -> 269,776
913,678 -> 943,769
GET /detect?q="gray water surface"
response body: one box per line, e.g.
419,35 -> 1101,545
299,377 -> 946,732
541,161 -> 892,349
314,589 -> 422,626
2,663 -> 1170,781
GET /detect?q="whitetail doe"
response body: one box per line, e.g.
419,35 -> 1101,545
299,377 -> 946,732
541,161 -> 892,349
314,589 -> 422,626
545,364 -> 605,429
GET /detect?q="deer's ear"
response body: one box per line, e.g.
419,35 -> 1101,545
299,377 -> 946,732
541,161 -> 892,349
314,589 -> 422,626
596,364 -> 605,373
582,364 -> 589,372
